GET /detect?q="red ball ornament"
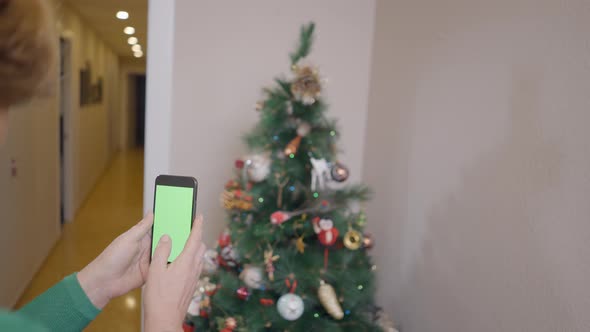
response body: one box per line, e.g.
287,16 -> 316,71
318,227 -> 339,246
236,286 -> 250,300
363,233 -> 374,249
182,322 -> 195,332
221,329 -> 232,332
270,211 -> 291,225
200,309 -> 209,318
235,159 -> 245,169
218,231 -> 231,247
260,298 -> 275,306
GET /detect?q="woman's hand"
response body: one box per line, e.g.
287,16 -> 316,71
77,213 -> 154,309
144,215 -> 206,332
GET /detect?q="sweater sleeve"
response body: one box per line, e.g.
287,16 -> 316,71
18,273 -> 101,332
0,311 -> 48,332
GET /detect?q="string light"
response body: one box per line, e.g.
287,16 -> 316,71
258,197 -> 264,203
330,130 -> 336,137
273,135 -> 279,141
289,153 -> 295,159
314,313 -> 320,318
116,11 -> 129,20
289,186 -> 296,192
357,284 -> 364,291
313,192 -> 319,198
345,310 -> 351,315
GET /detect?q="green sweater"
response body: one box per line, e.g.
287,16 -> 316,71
0,273 -> 101,332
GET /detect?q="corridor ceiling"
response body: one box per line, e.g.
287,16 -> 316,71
64,0 -> 148,59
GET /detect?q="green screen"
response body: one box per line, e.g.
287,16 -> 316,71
152,185 -> 194,262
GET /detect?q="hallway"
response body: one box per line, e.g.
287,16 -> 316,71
16,150 -> 145,331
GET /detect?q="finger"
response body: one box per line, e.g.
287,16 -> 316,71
179,215 -> 203,260
195,260 -> 204,278
193,243 -> 206,273
193,260 -> 204,286
130,213 -> 154,240
151,234 -> 172,269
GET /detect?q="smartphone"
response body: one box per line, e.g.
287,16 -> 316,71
151,175 -> 198,263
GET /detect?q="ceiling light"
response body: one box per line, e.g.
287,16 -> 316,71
131,44 -> 142,52
127,37 -> 138,45
116,11 -> 129,20
124,26 -> 135,35
134,50 -> 144,58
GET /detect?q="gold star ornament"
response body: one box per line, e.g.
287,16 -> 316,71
296,236 -> 306,253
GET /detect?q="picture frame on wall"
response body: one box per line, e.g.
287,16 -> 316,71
79,62 -> 103,106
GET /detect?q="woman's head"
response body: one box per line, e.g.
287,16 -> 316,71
0,0 -> 57,142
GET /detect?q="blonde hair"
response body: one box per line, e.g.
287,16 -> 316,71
0,0 -> 58,106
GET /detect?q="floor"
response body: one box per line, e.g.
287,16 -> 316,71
16,150 -> 145,332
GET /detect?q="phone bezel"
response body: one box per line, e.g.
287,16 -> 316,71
151,174 -> 198,263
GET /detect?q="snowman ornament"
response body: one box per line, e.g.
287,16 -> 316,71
277,293 -> 305,321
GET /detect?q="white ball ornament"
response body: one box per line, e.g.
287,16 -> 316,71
239,265 -> 264,289
296,122 -> 311,137
277,293 -> 304,321
246,153 -> 271,182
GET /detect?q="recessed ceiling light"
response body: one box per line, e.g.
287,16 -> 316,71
134,50 -> 144,58
127,37 -> 138,45
116,11 -> 129,20
124,26 -> 135,35
131,44 -> 142,52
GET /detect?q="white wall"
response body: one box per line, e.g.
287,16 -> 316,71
58,5 -> 121,215
0,97 -> 61,307
363,0 -> 590,330
145,0 -> 376,246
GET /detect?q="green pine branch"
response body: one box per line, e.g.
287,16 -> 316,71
290,22 -> 315,65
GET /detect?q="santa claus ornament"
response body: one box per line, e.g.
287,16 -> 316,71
312,217 -> 339,246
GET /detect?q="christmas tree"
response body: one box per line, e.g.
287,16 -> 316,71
187,23 -> 383,332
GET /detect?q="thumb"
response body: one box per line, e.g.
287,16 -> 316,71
152,234 -> 172,268
130,213 -> 154,240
